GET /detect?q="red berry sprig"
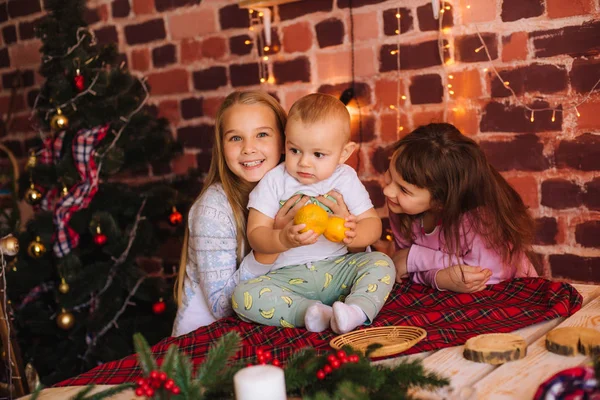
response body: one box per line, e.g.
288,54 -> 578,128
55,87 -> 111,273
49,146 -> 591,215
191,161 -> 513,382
247,348 -> 281,368
135,370 -> 181,398
316,350 -> 360,380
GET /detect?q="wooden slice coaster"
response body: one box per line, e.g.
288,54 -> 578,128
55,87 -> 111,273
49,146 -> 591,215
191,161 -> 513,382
546,327 -> 600,356
330,326 -> 427,358
463,333 -> 527,364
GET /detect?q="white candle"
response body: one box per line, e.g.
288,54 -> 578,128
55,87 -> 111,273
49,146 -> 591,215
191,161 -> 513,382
234,365 -> 287,400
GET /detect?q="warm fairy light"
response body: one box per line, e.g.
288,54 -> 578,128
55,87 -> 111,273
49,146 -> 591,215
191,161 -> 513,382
475,45 -> 484,53
249,9 -> 253,13
440,8 -> 445,13
395,29 -> 400,34
467,4 -> 471,8
445,59 -> 454,65
444,44 -> 451,48
576,107 -> 581,117
483,68 -> 488,72
398,126 -> 404,131
445,5 -> 451,10
452,107 -> 458,112
245,40 -> 251,45
260,77 -> 266,83
448,74 -> 454,79
389,105 -> 396,109
447,84 -> 453,88
396,12 -> 401,18
504,81 -> 510,86
442,28 -> 451,34
401,95 -> 407,100
390,50 -> 398,55
551,110 -> 556,122
258,11 -> 264,16
449,90 -> 455,95
249,26 -> 254,31
263,56 -> 269,61
267,75 -> 275,84
530,110 -> 535,122
264,46 -> 270,51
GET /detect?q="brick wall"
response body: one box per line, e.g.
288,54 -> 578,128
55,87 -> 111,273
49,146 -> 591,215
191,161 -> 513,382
1,0 -> 599,282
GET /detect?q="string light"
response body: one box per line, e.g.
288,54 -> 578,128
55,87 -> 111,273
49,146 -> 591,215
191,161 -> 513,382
530,110 -> 535,123
244,40 -> 251,45
575,107 -> 581,117
551,110 -> 556,122
474,45 -> 484,53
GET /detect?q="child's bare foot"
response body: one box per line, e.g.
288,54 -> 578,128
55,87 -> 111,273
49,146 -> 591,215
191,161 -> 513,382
304,302 -> 333,332
330,302 -> 366,334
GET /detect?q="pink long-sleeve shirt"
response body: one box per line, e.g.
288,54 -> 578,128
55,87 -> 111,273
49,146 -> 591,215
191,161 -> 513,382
389,211 -> 538,289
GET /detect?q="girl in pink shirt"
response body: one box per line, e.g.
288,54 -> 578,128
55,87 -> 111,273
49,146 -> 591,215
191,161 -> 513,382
383,123 -> 539,293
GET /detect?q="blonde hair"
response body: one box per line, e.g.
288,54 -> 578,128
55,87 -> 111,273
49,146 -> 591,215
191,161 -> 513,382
175,91 -> 287,305
287,93 -> 351,140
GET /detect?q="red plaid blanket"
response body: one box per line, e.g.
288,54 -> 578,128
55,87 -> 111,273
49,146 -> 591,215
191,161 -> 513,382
57,278 -> 581,386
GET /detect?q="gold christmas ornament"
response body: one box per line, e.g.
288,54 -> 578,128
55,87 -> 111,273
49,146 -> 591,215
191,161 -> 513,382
0,235 -> 19,256
27,236 -> 46,259
26,151 -> 37,169
56,309 -> 75,330
58,278 -> 70,294
50,108 -> 69,131
25,183 -> 43,205
61,184 -> 69,197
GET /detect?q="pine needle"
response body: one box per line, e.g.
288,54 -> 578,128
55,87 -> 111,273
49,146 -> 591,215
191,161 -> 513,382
133,332 -> 157,374
195,331 -> 241,384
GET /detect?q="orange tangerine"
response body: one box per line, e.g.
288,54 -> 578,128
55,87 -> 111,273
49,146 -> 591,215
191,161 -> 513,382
293,204 -> 329,234
324,216 -> 348,243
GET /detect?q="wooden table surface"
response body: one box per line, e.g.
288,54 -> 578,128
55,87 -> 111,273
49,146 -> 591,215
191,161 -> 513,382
21,283 -> 600,400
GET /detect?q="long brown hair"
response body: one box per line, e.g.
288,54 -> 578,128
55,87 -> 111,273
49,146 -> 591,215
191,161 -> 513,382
175,91 -> 287,305
390,123 -> 537,272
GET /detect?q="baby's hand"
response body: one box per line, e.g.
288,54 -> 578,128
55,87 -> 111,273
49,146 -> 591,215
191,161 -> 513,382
279,220 -> 320,250
342,214 -> 357,246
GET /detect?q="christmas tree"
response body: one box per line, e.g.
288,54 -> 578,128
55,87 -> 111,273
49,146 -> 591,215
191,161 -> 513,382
6,0 -> 186,385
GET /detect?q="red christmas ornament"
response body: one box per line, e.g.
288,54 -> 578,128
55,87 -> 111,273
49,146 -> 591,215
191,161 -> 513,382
74,69 -> 85,91
93,233 -> 107,246
152,298 -> 166,314
169,206 -> 183,226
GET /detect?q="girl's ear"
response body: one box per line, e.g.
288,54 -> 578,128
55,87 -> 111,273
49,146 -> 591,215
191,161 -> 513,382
339,141 -> 357,164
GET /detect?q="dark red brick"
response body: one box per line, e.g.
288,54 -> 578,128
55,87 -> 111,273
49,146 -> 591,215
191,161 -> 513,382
18,18 -> 41,40
2,70 -> 34,89
0,48 -> 9,68
383,8 -> 413,36
27,89 -> 40,108
0,4 -> 7,22
409,74 -> 443,104
541,179 -> 582,209
490,64 -> 567,98
219,4 -> 250,30
273,57 -> 310,84
584,178 -> 600,211
570,58 -> 600,94
480,135 -> 550,172
455,33 -> 498,63
94,26 -> 118,46
230,34 -> 253,56
555,133 -> 600,171
177,124 -> 214,150
112,0 -> 130,17
152,44 -> 176,68
480,101 -> 562,133
316,18 -> 344,48
2,25 -> 16,45
155,0 -> 200,11
193,66 -> 228,91
531,20 -> 600,58
350,114 -> 375,143
550,254 -> 600,283
181,97 -> 203,120
8,0 -> 41,18
417,2 -> 453,32
338,0 -> 387,8
364,180 -> 385,208
534,217 -> 557,245
279,0 -> 333,21
196,150 -> 212,174
318,81 -> 371,106
501,0 -> 544,22
84,6 -> 101,25
576,221 -> 600,248
371,146 -> 393,174
230,63 -> 261,87
124,19 -> 166,45
380,40 -> 443,72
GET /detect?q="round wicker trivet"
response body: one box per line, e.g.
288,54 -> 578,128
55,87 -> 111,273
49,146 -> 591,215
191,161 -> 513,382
330,326 -> 427,358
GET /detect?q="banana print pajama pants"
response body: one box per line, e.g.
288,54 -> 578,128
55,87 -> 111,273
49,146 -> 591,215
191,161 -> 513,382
231,251 -> 395,329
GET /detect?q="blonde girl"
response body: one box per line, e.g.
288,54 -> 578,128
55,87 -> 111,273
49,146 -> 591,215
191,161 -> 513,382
173,91 -> 300,336
384,123 -> 538,292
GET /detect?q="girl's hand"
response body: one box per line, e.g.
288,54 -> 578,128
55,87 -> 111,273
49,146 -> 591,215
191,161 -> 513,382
342,214 -> 358,246
392,248 -> 410,282
435,265 -> 492,293
279,220 -> 320,250
274,194 -> 304,230
317,190 -> 350,218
